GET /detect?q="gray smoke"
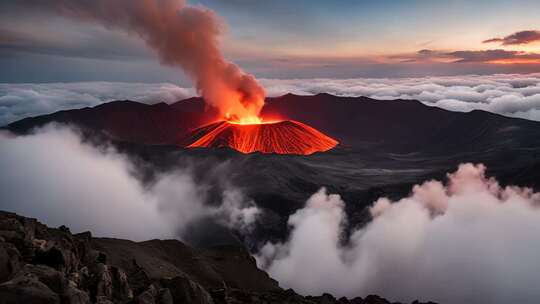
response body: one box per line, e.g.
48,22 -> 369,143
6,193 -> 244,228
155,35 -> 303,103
0,124 -> 259,241
257,163 -> 540,304
16,0 -> 265,119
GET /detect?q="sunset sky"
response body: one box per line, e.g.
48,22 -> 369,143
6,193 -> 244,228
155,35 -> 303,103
1,0 -> 540,82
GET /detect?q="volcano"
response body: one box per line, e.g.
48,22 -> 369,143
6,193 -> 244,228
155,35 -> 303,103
185,120 -> 338,155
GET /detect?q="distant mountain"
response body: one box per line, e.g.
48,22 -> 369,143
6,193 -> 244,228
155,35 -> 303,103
4,93 -> 540,247
4,100 -> 212,145
6,93 -> 540,154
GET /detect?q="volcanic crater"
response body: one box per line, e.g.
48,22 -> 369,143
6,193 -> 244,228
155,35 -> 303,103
186,119 -> 339,155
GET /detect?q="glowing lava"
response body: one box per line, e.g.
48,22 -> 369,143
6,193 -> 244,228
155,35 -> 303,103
186,120 -> 338,155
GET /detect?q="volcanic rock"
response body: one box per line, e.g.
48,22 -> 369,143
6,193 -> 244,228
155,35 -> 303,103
186,120 -> 339,155
0,210 -> 437,304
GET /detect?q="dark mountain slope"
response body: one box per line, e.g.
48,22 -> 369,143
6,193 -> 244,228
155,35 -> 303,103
5,100 -> 212,145
4,93 -> 540,246
260,93 -> 540,153
6,93 -> 540,154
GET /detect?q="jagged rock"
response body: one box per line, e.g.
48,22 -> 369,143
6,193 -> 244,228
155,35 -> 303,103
91,263 -> 113,300
161,275 -> 214,304
0,211 -> 437,304
92,238 -> 280,294
8,263 -> 90,304
87,263 -> 133,303
62,280 -> 91,304
0,241 -> 22,283
0,273 -> 60,304
34,245 -> 67,271
137,284 -> 173,304
349,297 -> 366,304
159,288 -> 174,304
110,266 -> 133,301
96,296 -> 115,304
137,284 -> 158,304
306,293 -> 337,304
364,295 -> 391,304
126,259 -> 152,296
17,264 -> 67,294
0,217 -> 25,245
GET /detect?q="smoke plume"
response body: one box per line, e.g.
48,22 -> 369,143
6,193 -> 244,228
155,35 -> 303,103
22,0 -> 265,120
257,164 -> 540,304
0,124 -> 260,241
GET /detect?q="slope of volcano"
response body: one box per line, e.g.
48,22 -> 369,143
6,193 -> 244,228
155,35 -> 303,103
186,120 -> 338,155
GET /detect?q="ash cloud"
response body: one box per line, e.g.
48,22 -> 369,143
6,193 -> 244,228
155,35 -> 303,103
14,0 -> 265,119
257,164 -> 540,304
0,124 -> 259,241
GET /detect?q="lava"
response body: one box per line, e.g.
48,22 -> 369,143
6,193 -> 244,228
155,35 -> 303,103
186,120 -> 338,155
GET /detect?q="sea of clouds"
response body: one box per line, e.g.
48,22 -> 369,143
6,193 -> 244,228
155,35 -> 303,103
3,74 -> 540,303
2,73 -> 540,126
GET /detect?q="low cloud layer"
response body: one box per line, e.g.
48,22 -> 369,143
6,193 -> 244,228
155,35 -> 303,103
257,164 -> 540,304
0,125 -> 258,241
262,73 -> 540,121
2,73 -> 540,126
0,82 -> 194,125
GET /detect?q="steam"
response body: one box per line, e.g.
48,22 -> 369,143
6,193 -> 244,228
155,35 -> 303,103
22,0 -> 265,120
0,124 -> 259,241
257,164 -> 540,304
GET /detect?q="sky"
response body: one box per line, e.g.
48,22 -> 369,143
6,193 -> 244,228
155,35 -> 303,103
1,0 -> 540,83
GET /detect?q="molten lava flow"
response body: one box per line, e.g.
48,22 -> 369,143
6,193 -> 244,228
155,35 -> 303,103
225,113 -> 263,125
186,120 -> 338,155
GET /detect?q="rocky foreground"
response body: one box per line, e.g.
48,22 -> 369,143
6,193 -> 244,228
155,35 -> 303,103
0,211 -> 436,304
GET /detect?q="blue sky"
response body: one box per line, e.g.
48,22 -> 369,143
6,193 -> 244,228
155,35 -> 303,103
1,0 -> 540,82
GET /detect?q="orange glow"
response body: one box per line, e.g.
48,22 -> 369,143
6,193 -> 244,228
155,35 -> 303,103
224,111 -> 284,125
488,58 -> 540,64
225,112 -> 263,125
186,120 -> 338,155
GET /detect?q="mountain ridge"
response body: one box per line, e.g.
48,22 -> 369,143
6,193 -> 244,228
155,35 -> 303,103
5,93 -> 540,154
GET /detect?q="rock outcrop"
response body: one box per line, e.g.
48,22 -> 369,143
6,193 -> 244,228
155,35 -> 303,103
0,211 -> 436,304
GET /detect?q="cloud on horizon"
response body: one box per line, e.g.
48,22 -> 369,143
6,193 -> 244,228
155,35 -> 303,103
3,74 -> 540,125
392,49 -> 540,64
483,30 -> 540,45
262,74 -> 540,121
0,82 -> 194,125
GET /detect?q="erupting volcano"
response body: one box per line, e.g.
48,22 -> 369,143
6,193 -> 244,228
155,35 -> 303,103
186,119 -> 338,155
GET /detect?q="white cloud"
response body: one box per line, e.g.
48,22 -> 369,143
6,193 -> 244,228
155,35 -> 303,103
257,163 -> 540,304
261,73 -> 540,121
0,124 -> 258,241
3,73 -> 540,127
0,82 -> 195,125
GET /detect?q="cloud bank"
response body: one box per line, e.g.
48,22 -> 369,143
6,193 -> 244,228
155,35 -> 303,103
257,164 -> 540,304
2,73 -> 540,126
0,82 -> 194,125
0,124 -> 259,241
261,73 -> 540,121
484,30 -> 540,45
